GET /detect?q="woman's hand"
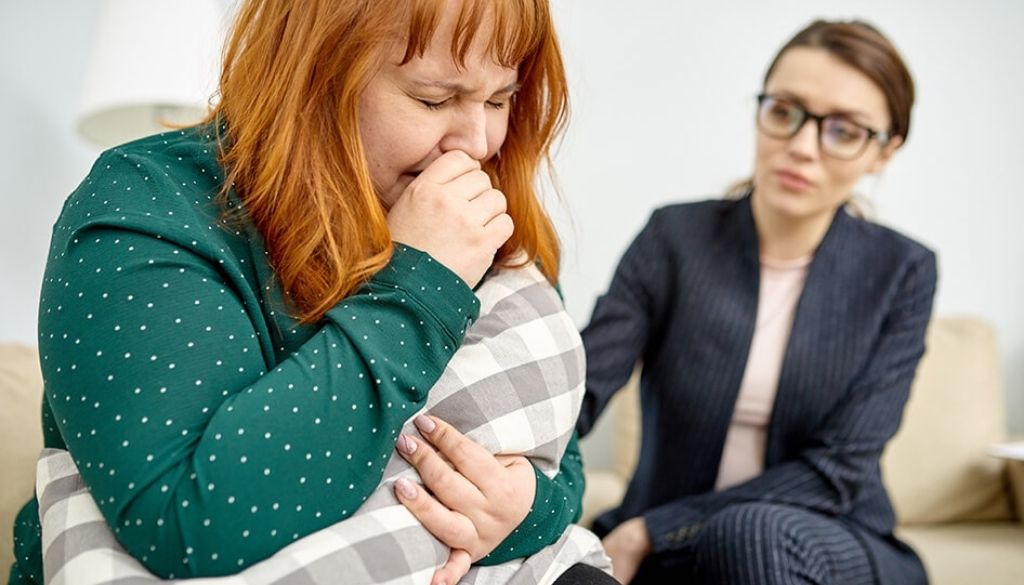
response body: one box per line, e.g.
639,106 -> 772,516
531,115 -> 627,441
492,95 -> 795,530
387,150 -> 513,288
394,414 -> 536,585
601,516 -> 651,585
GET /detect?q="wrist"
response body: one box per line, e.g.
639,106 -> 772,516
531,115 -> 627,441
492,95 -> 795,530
620,517 -> 652,556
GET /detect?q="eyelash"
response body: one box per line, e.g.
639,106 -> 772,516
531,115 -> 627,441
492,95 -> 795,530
419,98 -> 508,110
419,99 -> 448,110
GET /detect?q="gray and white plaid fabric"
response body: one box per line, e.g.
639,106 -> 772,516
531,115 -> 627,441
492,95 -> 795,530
36,264 -> 611,585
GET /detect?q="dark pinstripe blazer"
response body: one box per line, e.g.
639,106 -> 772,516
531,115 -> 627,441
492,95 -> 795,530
577,195 -> 937,584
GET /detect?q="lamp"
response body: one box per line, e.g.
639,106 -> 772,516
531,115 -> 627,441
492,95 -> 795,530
77,0 -> 227,149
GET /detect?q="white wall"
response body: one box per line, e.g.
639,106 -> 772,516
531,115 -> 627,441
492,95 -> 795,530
2,2 -> 1023,470
0,1 -> 99,348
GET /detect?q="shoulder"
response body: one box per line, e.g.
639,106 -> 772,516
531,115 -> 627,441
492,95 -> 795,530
647,198 -> 737,235
57,126 -> 227,234
842,212 -> 936,274
648,198 -> 732,227
639,197 -> 747,249
825,212 -> 938,309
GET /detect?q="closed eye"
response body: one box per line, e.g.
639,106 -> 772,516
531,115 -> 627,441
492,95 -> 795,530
488,88 -> 518,110
419,97 -> 451,110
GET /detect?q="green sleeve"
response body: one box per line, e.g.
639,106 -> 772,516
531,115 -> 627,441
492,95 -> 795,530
39,154 -> 479,578
478,432 -> 585,565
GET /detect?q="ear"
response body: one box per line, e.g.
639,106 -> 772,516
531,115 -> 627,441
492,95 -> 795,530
867,135 -> 904,174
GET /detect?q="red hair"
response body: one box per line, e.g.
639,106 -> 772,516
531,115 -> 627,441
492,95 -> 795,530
206,0 -> 568,323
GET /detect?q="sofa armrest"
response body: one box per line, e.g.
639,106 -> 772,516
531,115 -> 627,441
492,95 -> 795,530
988,440 -> 1024,522
1007,460 -> 1024,522
1005,437 -> 1024,521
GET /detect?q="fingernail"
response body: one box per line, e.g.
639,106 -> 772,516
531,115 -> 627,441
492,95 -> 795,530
414,415 -> 436,433
398,434 -> 417,455
395,477 -> 418,499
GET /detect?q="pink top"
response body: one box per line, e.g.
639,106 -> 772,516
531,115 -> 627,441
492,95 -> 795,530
714,254 -> 811,491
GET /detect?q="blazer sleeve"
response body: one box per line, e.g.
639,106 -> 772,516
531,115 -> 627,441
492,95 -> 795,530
643,250 -> 938,554
577,211 -> 673,437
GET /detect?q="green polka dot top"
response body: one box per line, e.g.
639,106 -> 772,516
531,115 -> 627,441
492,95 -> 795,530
8,126 -> 585,582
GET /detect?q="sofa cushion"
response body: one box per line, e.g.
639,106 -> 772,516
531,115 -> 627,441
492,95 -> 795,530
581,469 -> 628,528
881,318 -> 1011,524
898,523 -> 1024,585
612,369 -> 641,482
0,343 -> 44,574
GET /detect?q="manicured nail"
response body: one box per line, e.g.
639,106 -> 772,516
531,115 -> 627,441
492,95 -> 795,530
414,415 -> 436,433
398,434 -> 417,455
395,477 -> 418,499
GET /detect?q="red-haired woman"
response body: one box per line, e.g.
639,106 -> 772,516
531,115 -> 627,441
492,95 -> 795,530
10,1 -> 612,584
578,20 -> 935,585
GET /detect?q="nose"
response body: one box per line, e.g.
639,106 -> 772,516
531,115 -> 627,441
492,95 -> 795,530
787,118 -> 820,161
439,105 -> 489,161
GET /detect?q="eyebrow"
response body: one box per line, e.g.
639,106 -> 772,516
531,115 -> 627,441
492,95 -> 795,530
411,79 -> 521,95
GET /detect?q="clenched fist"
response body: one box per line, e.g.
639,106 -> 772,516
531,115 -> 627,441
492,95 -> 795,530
387,151 -> 513,288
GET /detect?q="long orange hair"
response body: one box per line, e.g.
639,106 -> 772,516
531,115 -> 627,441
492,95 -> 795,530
205,0 -> 568,323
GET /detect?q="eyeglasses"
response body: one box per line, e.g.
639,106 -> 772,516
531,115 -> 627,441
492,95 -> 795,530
756,94 -> 892,160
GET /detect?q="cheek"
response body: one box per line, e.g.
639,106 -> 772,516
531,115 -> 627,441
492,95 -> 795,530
358,99 -> 392,173
822,160 -> 871,195
362,115 -> 429,178
753,133 -> 779,175
359,89 -> 435,175
361,132 -> 387,174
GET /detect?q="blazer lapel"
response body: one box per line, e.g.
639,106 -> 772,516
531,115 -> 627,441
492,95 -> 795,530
766,207 -> 858,463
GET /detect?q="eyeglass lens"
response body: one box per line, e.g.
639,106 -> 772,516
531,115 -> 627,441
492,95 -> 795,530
757,96 -> 872,159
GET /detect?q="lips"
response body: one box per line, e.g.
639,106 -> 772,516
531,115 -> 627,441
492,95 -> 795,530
775,169 -> 813,191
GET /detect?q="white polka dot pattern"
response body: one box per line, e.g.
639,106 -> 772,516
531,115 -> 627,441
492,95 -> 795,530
23,128 -> 493,578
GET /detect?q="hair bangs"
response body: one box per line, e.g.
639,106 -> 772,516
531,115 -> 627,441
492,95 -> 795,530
402,0 -> 544,68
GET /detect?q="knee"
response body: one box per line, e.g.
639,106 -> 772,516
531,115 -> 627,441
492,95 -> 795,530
691,503 -> 795,581
696,502 -> 791,556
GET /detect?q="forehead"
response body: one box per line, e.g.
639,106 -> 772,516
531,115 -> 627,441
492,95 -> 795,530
765,47 -> 891,127
384,42 -> 519,91
385,0 -> 519,83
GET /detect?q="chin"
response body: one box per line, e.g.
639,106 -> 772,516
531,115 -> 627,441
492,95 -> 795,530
760,187 -> 825,222
763,183 -> 809,208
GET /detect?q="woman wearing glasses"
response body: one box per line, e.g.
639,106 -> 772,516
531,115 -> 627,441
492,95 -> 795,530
577,20 -> 934,585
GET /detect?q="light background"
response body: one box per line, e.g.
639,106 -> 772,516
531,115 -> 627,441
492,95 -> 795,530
2,1 -> 1022,470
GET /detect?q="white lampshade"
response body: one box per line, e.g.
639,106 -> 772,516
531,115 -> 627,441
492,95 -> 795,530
78,0 -> 227,149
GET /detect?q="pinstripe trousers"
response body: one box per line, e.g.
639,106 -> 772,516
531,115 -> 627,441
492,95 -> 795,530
631,503 -> 876,585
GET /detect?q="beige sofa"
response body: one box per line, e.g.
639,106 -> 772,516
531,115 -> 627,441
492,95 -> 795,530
2,318 -> 1023,582
580,317 -> 1024,584
1,343 -> 44,579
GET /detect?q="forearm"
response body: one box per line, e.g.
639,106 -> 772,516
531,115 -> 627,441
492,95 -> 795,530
478,433 -> 585,564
